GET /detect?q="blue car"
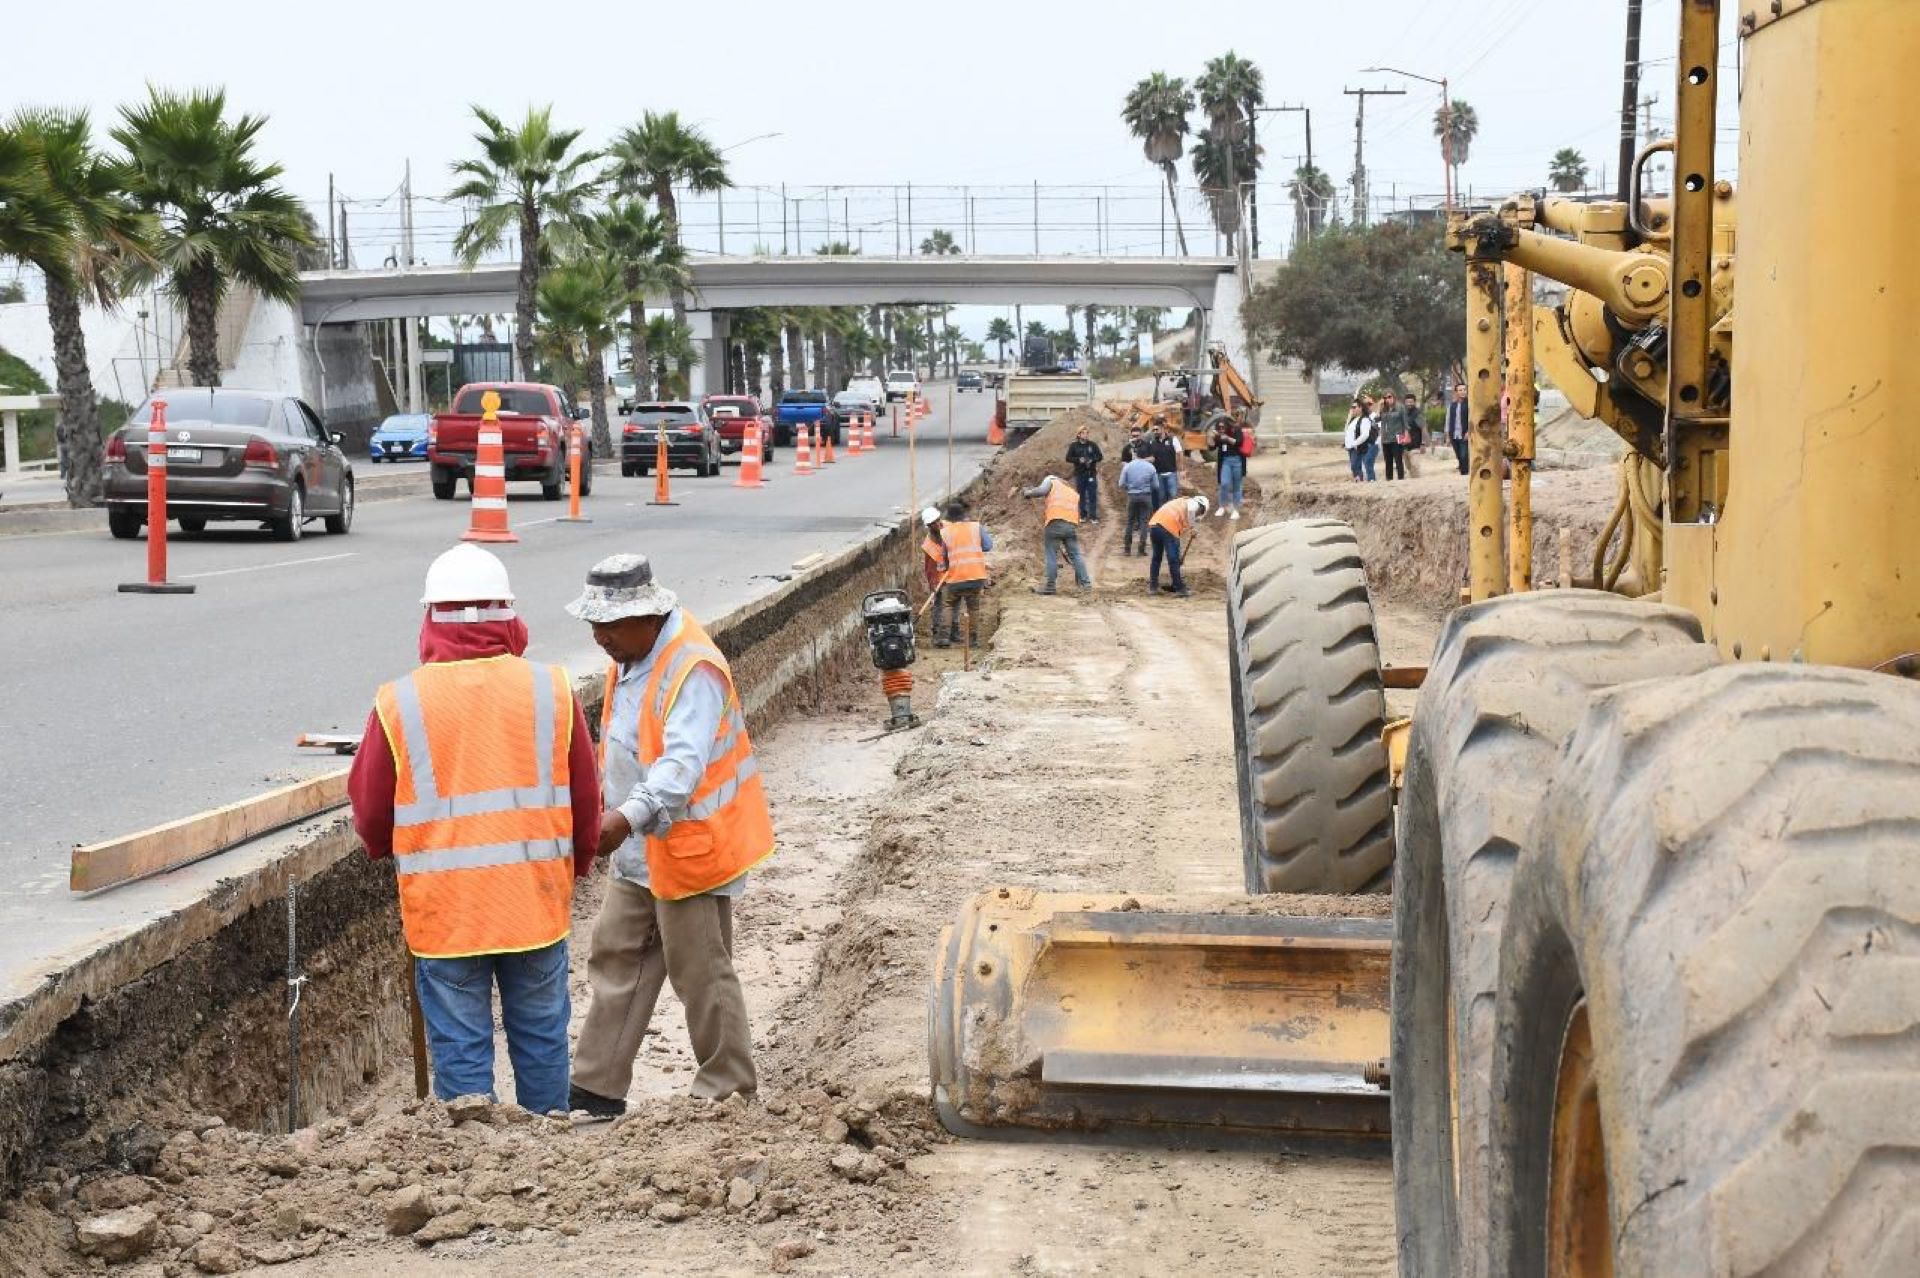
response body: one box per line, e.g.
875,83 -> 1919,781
368,413 -> 432,462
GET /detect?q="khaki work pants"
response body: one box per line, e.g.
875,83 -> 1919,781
571,878 -> 757,1101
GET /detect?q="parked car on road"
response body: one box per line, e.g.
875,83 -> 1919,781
774,389 -> 831,447
103,388 -> 355,542
701,395 -> 776,463
368,412 -> 432,462
957,370 -> 984,392
847,375 -> 886,405
611,372 -> 639,414
623,402 -> 723,476
831,390 -> 879,437
884,370 -> 920,403
430,382 -> 588,501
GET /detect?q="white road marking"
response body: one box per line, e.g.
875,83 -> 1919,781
182,552 -> 357,580
518,516 -> 564,528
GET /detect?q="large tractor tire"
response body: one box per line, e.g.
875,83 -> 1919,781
1391,591 -> 1713,1277
1228,518 -> 1393,894
1486,664 -> 1920,1276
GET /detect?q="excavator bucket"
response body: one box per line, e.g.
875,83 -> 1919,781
929,888 -> 1391,1147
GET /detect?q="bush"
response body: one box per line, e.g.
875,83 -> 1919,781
0,345 -> 55,464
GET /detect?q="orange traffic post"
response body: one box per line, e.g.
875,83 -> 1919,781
462,390 -> 518,543
647,428 -> 678,506
863,412 -> 876,452
117,398 -> 196,595
892,403 -> 900,438
821,419 -> 837,465
795,421 -> 814,475
846,413 -> 863,457
560,421 -> 591,523
987,398 -> 1007,446
733,421 -> 767,488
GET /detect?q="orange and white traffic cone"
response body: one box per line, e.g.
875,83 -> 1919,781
846,414 -> 863,457
794,421 -> 815,475
117,397 -> 196,595
463,390 -> 518,543
987,399 -> 1006,446
647,429 -> 678,506
821,419 -> 837,465
863,412 -> 876,452
733,421 -> 767,488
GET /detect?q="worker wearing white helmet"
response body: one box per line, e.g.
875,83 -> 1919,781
1147,494 -> 1209,598
919,506 -> 949,639
348,545 -> 600,1115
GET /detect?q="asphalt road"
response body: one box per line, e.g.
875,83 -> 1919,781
0,385 -> 996,1002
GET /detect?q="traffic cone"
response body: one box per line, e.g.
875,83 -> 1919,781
821,419 -> 837,464
846,414 -> 863,457
795,422 -> 814,475
463,391 -> 518,543
647,429 -> 678,506
987,399 -> 1006,446
863,413 -> 876,452
733,421 -> 767,488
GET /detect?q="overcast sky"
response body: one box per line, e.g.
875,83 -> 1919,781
8,0 -> 1743,336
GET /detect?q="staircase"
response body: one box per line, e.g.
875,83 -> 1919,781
150,286 -> 258,390
1255,353 -> 1322,438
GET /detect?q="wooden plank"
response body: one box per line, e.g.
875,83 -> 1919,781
1381,665 -> 1429,690
71,769 -> 351,894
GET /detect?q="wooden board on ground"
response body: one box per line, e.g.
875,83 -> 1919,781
70,769 -> 352,894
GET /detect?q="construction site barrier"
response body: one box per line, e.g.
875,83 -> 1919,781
648,430 -> 678,506
847,414 -> 863,457
561,421 -> 591,522
795,422 -> 815,475
863,413 -> 876,452
821,419 -> 837,465
462,391 -> 517,544
117,398 -> 195,595
734,421 -> 767,488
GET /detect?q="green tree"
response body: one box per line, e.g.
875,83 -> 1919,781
112,88 -> 311,388
643,313 -> 701,398
1288,163 -> 1336,246
447,104 -> 598,381
0,281 -> 25,304
4,109 -> 153,505
1548,147 -> 1589,194
1242,220 -> 1463,386
984,316 -> 1016,365
1195,52 -> 1264,251
591,200 -> 688,401
1097,322 -> 1125,360
1435,99 -> 1480,170
536,257 -> 624,454
1122,72 -> 1194,256
605,112 -> 728,342
918,228 -> 960,255
1024,319 -> 1048,340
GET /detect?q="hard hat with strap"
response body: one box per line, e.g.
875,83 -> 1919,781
1149,496 -> 1195,539
941,521 -> 989,583
374,656 -> 575,958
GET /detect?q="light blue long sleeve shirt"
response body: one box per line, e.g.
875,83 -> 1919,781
1120,457 -> 1158,496
602,609 -> 744,896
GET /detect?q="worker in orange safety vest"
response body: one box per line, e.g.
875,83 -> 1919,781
565,553 -> 776,1117
349,544 -> 601,1115
1148,494 -> 1210,598
920,505 -> 949,640
935,498 -> 994,648
1016,473 -> 1091,594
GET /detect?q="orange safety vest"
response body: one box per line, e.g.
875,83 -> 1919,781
1149,498 -> 1194,539
1042,479 -> 1080,526
598,613 -> 776,899
373,656 -> 576,959
922,533 -> 946,568
941,521 -> 989,583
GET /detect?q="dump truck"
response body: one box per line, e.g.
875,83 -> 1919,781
929,2 -> 1920,1273
1002,372 -> 1094,442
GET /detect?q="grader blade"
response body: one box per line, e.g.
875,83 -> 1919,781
929,888 -> 1391,1147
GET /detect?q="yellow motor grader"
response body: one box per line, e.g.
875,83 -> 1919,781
928,1 -> 1920,1272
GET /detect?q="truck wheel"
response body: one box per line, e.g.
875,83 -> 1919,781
432,469 -> 456,501
579,453 -> 593,496
1485,664 -> 1920,1277
621,462 -> 637,479
1227,518 -> 1392,894
1391,592 -> 1712,1277
542,471 -> 563,501
108,507 -> 143,540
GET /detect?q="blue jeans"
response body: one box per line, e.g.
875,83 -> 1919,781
1361,442 -> 1379,481
1348,447 -> 1364,479
1153,470 -> 1178,507
1075,472 -> 1099,520
1043,521 -> 1090,589
1217,454 -> 1245,509
415,938 -> 571,1114
1150,526 -> 1186,592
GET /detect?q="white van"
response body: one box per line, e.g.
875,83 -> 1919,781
885,370 -> 921,403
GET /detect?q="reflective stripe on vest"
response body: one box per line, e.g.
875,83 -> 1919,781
600,612 -> 776,899
1149,499 -> 1192,538
373,656 -> 575,958
942,521 -> 988,583
1043,481 -> 1080,526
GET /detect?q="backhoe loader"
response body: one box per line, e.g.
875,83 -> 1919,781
929,1 -> 1920,1272
1105,342 -> 1263,456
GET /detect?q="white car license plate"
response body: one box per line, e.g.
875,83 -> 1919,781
168,447 -> 202,462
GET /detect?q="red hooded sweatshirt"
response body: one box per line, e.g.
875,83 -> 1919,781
348,609 -> 601,877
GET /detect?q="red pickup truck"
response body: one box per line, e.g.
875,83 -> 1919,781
429,382 -> 591,501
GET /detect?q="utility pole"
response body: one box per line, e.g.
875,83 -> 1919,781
326,175 -> 335,270
402,160 -> 414,265
1617,0 -> 1646,202
907,182 -> 914,254
1343,87 -> 1405,227
1261,105 -> 1314,247
1639,91 -> 1662,194
337,203 -> 351,270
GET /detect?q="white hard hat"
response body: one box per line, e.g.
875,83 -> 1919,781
421,544 -> 514,605
1190,495 -> 1210,517
921,506 -> 942,527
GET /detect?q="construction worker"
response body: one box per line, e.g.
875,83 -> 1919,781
1148,494 -> 1210,598
920,506 -> 948,641
1017,473 -> 1091,595
566,554 -> 775,1116
348,544 -> 601,1116
937,498 -> 994,648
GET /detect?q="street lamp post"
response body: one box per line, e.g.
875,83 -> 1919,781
1363,66 -> 1453,210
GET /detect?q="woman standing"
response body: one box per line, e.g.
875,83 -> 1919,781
1211,416 -> 1247,518
1343,401 -> 1367,482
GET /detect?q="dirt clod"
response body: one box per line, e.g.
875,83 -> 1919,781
188,1235 -> 247,1274
413,1208 -> 478,1245
727,1177 -> 758,1211
384,1184 -> 433,1236
649,1200 -> 691,1223
75,1206 -> 160,1261
771,1237 -> 816,1271
445,1094 -> 494,1125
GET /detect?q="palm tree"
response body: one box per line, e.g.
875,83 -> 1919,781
605,112 -> 727,334
535,257 -> 623,454
1287,164 -> 1335,247
919,228 -> 960,255
111,88 -> 311,388
1122,72 -> 1194,255
643,314 -> 700,398
984,316 -> 1016,366
1435,99 -> 1481,173
591,200 -> 688,401
1192,134 -> 1259,249
1548,148 -> 1589,194
1025,319 -> 1049,340
1097,323 -> 1125,361
446,104 -> 599,381
5,110 -> 153,506
1196,52 -> 1264,251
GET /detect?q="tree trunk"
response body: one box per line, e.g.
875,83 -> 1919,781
747,345 -> 764,398
585,348 -> 613,456
184,262 -> 223,387
810,329 -> 828,392
1084,306 -> 1097,372
730,342 -> 746,393
1161,163 -> 1190,256
656,180 -> 693,384
625,266 -> 651,400
784,324 -> 807,388
768,337 -> 785,398
43,273 -> 104,507
867,305 -> 885,376
516,201 -> 540,380
883,310 -> 895,367
923,311 -> 936,381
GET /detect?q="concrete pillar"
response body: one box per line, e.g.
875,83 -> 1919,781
2,411 -> 19,479
684,312 -> 721,400
407,319 -> 425,412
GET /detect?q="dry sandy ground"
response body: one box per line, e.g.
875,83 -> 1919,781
4,410 -> 1454,1277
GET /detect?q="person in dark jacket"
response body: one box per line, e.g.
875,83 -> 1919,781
1146,423 -> 1180,508
1065,425 -> 1104,521
1380,392 -> 1408,481
1446,383 -> 1470,474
